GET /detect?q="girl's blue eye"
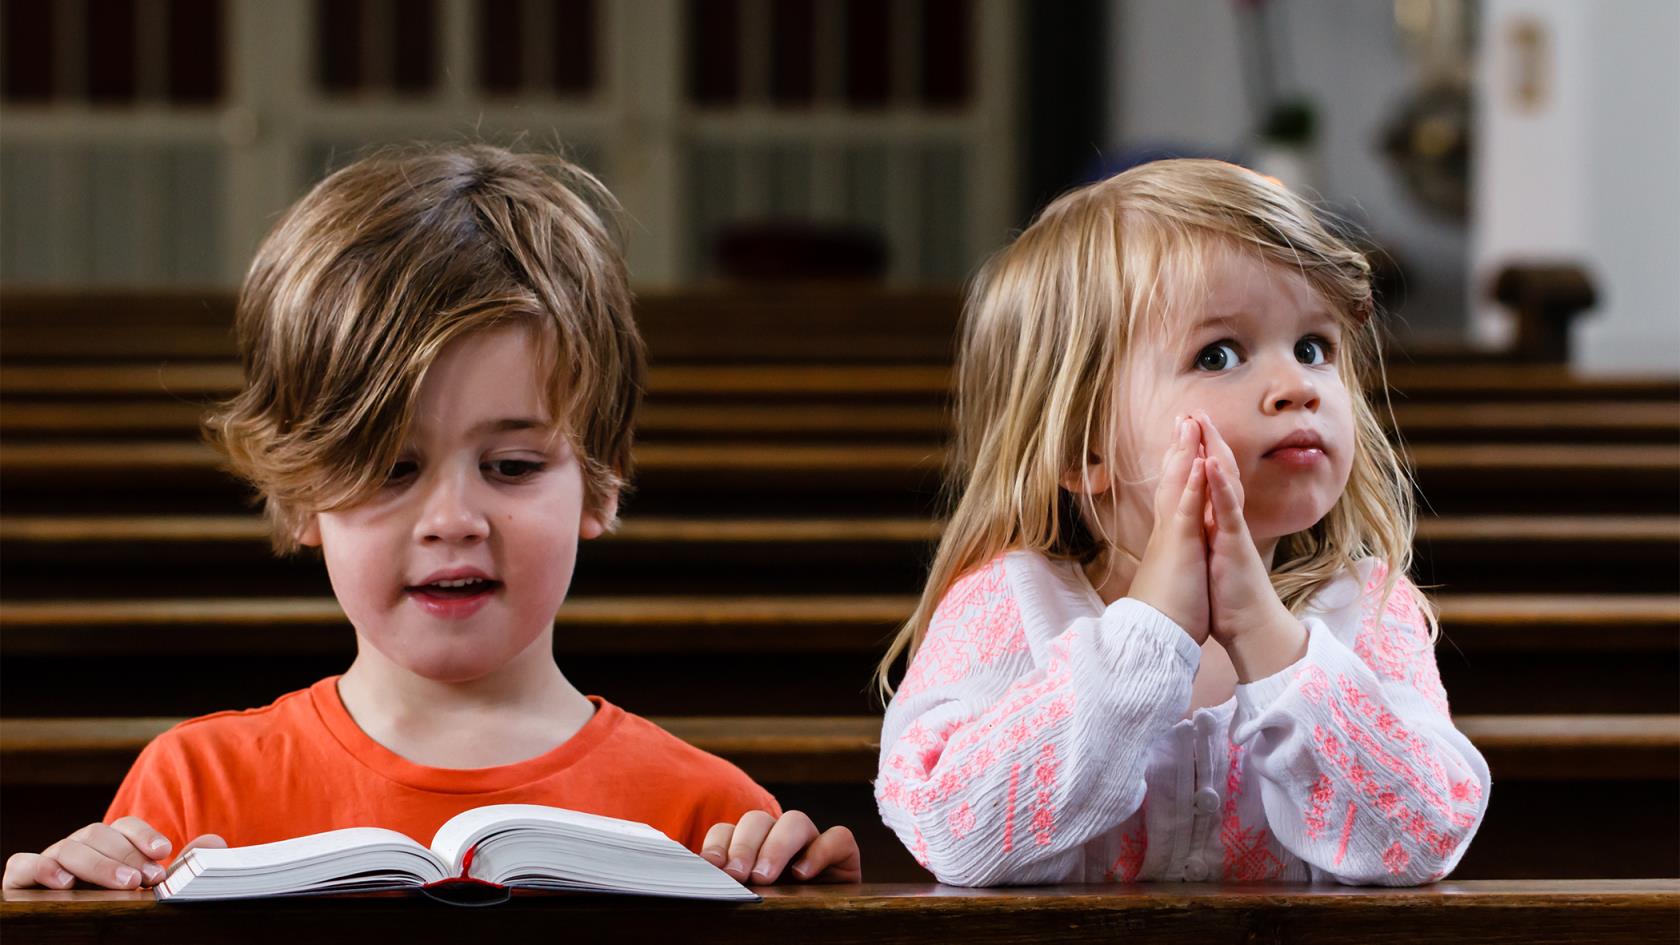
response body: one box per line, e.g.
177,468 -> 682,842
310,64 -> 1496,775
1194,336 -> 1335,373
487,459 -> 545,480
1297,336 -> 1332,365
1194,342 -> 1239,372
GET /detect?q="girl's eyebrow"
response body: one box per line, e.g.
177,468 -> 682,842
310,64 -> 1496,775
1184,308 -> 1341,340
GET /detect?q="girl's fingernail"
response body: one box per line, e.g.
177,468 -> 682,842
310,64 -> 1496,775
149,837 -> 170,854
142,863 -> 165,883
115,866 -> 139,887
751,861 -> 774,882
53,870 -> 72,887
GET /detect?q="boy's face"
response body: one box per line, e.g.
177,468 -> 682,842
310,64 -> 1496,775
299,323 -> 613,683
1117,248 -> 1357,544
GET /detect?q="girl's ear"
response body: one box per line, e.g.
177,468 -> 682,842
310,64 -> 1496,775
297,514 -> 322,548
579,489 -> 620,540
1059,451 -> 1113,496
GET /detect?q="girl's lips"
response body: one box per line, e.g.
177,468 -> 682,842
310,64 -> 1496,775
1264,447 -> 1326,469
406,585 -> 497,619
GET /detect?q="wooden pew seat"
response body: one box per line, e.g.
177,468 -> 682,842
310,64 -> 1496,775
4,881 -> 1678,945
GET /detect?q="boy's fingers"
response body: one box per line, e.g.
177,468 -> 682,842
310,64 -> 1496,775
111,817 -> 172,861
791,826 -> 863,883
3,852 -> 72,889
699,823 -> 734,867
723,810 -> 776,881
750,811 -> 819,884
179,834 -> 227,856
52,838 -> 142,889
71,823 -> 164,884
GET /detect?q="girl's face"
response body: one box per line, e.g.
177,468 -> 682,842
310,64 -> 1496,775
298,324 -> 613,684
1118,247 -> 1357,545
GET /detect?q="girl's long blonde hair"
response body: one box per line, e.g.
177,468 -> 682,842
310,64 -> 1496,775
875,159 -> 1432,699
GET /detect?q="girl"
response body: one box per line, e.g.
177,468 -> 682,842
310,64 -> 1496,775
872,159 -> 1490,886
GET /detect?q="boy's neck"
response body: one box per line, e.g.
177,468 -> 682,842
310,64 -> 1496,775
335,632 -> 596,769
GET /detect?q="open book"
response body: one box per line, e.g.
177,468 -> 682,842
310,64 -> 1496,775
157,804 -> 758,903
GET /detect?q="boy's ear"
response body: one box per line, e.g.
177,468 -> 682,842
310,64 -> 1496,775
579,489 -> 620,541
1058,451 -> 1113,497
297,514 -> 323,548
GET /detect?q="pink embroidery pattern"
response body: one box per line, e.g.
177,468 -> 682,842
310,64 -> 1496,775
949,802 -> 976,840
1002,763 -> 1021,854
1383,841 -> 1411,875
1304,775 -> 1335,840
910,826 -> 929,867
1221,740 -> 1286,880
1311,723 -> 1462,863
896,558 -> 1028,700
1354,571 -> 1450,718
1030,744 -> 1059,846
1103,801 -> 1148,883
1334,802 -> 1356,866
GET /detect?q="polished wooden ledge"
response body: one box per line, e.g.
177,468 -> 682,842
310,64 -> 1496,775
4,881 -> 1676,944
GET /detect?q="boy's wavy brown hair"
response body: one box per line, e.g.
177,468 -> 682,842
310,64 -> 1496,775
206,143 -> 645,554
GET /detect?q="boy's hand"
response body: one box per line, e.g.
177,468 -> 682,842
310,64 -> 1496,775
2,820 -> 226,890
700,810 -> 861,884
1128,414 -> 1212,645
1194,412 -> 1307,678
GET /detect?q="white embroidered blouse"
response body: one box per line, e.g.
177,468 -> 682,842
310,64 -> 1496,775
874,551 -> 1491,886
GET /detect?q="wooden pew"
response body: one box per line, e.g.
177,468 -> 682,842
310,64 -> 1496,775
5,881 -> 1677,945
6,359 -> 1680,403
3,513 -> 1676,597
2,439 -> 1675,517
1,594 -> 1674,718
7,398 -> 1678,444
3,715 -> 1676,882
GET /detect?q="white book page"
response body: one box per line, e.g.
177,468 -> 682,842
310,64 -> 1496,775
430,804 -> 667,870
181,827 -> 443,874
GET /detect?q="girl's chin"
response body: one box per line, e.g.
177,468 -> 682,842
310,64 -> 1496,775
1245,504 -> 1334,543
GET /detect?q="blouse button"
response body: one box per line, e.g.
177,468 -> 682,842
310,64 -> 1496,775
1183,857 -> 1210,881
1194,787 -> 1221,814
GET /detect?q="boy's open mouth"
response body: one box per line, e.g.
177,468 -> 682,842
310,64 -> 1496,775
407,578 -> 503,599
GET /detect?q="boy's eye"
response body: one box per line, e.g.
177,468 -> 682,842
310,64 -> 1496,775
486,459 -> 545,480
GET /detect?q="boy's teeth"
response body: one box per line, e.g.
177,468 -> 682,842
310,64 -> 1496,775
432,578 -> 485,588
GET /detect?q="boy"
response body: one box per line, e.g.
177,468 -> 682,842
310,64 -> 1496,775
3,144 -> 860,891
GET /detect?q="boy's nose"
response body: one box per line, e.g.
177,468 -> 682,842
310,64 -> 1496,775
415,478 -> 489,544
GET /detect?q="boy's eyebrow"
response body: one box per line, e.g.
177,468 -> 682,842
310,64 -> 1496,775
469,417 -> 551,436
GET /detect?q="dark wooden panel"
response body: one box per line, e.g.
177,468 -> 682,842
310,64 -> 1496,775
165,0 -> 222,102
2,0 -> 56,101
688,0 -> 738,106
84,0 -> 138,103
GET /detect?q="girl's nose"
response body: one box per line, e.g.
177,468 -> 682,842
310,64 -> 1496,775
1263,362 -> 1321,414
415,474 -> 489,544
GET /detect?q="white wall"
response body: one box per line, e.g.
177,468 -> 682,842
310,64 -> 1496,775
1473,0 -> 1680,373
1107,0 -> 1471,343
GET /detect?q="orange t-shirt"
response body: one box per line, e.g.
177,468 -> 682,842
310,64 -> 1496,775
105,677 -> 780,862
